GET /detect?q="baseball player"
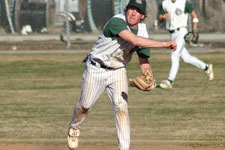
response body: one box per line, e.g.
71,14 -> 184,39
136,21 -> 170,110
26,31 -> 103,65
158,0 -> 214,89
67,0 -> 176,150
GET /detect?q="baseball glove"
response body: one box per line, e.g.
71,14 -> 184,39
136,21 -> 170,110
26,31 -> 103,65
184,31 -> 199,44
129,68 -> 156,91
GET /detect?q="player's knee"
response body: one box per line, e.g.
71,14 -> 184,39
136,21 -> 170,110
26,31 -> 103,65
113,92 -> 129,113
115,100 -> 128,113
182,56 -> 192,63
76,103 -> 90,114
81,107 -> 89,114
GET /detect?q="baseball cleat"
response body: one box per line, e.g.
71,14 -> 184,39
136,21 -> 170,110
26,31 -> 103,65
159,80 -> 172,89
205,64 -> 214,81
68,128 -> 80,150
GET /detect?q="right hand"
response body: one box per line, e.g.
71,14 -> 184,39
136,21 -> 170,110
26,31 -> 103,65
163,13 -> 169,20
159,13 -> 169,22
167,41 -> 177,51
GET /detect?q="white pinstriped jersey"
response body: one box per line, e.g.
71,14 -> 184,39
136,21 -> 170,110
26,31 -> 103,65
162,0 -> 189,30
89,14 -> 149,69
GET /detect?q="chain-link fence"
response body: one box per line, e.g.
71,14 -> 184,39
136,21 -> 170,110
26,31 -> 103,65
0,0 -> 224,35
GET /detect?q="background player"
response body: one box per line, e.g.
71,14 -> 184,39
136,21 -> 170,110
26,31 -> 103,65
158,0 -> 214,89
67,0 -> 176,150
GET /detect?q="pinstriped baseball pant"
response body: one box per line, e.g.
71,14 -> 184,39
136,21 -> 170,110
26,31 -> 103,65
70,60 -> 130,150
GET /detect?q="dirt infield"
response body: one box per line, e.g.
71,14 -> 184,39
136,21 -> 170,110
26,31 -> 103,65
1,145 -> 225,150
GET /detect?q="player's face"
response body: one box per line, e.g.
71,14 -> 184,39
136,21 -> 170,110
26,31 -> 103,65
126,7 -> 144,29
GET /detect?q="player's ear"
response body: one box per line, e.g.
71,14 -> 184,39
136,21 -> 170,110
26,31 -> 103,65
141,15 -> 145,20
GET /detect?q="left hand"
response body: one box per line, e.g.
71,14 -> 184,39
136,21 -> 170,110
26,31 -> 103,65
129,68 -> 156,91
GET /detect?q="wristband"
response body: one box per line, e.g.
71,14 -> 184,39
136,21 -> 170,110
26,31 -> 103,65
193,18 -> 199,23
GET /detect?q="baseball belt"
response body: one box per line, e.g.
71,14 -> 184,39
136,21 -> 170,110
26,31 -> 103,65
90,59 -> 115,70
169,28 -> 180,34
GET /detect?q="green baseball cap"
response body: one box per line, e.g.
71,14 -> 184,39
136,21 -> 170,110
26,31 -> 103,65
127,0 -> 146,14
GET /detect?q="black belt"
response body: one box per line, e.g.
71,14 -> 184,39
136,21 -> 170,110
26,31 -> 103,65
90,60 -> 114,70
169,28 -> 180,33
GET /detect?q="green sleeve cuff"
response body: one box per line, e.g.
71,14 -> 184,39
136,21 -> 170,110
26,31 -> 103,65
185,1 -> 194,13
137,48 -> 150,58
159,4 -> 165,15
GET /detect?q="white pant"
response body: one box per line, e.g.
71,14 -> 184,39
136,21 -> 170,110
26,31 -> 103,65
168,27 -> 206,81
70,59 -> 130,150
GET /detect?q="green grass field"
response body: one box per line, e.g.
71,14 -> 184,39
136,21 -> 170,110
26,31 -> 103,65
0,52 -> 225,148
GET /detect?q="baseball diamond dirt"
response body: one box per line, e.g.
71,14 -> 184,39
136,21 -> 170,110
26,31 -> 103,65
1,145 -> 225,150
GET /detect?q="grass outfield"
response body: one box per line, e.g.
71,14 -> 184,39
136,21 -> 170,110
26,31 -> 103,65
0,52 -> 224,147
